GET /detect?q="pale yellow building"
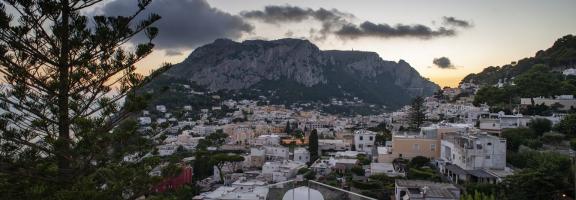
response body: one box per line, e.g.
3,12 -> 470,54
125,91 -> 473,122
379,124 -> 471,162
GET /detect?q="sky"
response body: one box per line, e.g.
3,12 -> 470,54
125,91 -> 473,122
94,0 -> 576,87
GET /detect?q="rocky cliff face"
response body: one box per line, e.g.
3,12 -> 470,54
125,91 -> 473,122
161,38 -> 439,108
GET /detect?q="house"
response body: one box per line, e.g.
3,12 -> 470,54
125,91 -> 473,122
293,148 -> 310,163
520,95 -> 576,111
245,147 -> 266,168
156,105 -> 167,113
138,117 -> 151,126
194,179 -> 268,200
376,146 -> 393,163
381,123 -> 471,161
395,179 -> 460,200
369,162 -> 404,177
329,157 -> 358,173
262,160 -> 305,182
264,146 -> 289,161
253,134 -> 281,146
479,112 -> 530,135
439,132 -> 507,184
318,139 -> 351,152
152,165 -> 193,193
310,159 -> 332,176
353,129 -> 377,156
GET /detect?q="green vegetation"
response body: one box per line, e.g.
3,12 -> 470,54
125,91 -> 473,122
210,153 -> 245,183
309,129 -> 319,163
461,191 -> 496,200
408,96 -> 426,130
468,35 -> 576,112
528,118 -> 552,136
502,148 -> 572,200
463,34 -> 576,86
555,114 -> 576,137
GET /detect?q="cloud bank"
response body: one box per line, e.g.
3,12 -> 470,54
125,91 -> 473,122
242,5 -> 470,40
97,0 -> 253,52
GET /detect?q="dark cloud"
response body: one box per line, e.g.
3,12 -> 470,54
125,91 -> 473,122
433,57 -> 456,69
241,5 -> 350,40
242,5 -> 462,40
97,0 -> 253,51
240,5 -> 349,24
442,16 -> 472,28
335,21 -> 456,39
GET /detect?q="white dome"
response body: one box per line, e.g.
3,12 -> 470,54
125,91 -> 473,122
282,186 -> 324,200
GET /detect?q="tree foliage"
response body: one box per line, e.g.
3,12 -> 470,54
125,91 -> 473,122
209,153 -> 244,183
309,129 -> 319,163
555,114 -> 576,137
0,0 -> 165,199
408,96 -> 426,130
503,149 -> 572,200
528,118 -> 552,136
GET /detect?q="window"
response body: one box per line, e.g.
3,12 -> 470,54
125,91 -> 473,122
413,144 -> 420,152
487,142 -> 492,146
430,144 -> 436,152
359,136 -> 363,140
476,144 -> 482,149
369,136 -> 373,141
485,155 -> 491,159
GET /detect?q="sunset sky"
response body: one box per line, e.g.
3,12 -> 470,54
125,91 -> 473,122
94,0 -> 576,87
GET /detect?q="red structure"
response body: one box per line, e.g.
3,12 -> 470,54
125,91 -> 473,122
152,165 -> 193,193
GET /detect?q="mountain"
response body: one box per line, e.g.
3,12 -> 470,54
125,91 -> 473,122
461,34 -> 576,85
148,38 -> 439,109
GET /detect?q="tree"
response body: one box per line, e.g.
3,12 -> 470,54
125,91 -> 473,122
461,191 -> 496,200
408,96 -> 426,130
210,153 -> 245,183
528,118 -> 552,136
541,132 -> 565,146
555,114 -> 576,137
205,130 -> 228,149
309,129 -> 319,163
501,128 -> 537,152
0,0 -> 163,199
285,121 -> 291,134
351,165 -> 365,176
409,156 -> 430,168
503,150 -> 572,200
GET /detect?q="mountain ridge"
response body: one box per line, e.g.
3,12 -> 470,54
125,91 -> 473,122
151,38 -> 439,109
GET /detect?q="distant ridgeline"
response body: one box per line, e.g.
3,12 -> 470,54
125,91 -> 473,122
138,38 -> 439,113
462,35 -> 576,85
462,34 -> 576,112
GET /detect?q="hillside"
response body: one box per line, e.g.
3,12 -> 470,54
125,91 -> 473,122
461,35 -> 576,85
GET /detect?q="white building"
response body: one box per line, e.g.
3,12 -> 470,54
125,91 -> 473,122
370,162 -> 404,177
195,178 -> 268,200
318,139 -> 351,152
293,148 -> 310,163
479,112 -> 530,135
520,95 -> 576,111
264,146 -> 289,161
156,105 -> 167,113
262,160 -> 305,183
439,132 -> 508,184
354,129 -> 377,155
138,117 -> 151,126
253,134 -> 281,146
395,180 -> 460,200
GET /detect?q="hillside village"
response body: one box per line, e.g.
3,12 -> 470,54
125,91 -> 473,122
133,73 -> 576,199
